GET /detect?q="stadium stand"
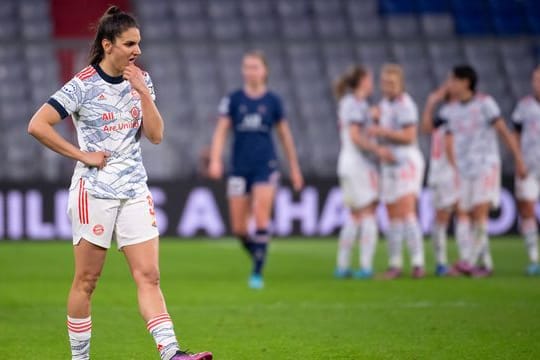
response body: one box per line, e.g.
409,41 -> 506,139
0,0 -> 539,180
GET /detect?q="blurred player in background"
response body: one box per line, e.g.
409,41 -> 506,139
422,82 -> 465,276
512,65 -> 540,276
27,6 -> 212,360
333,66 -> 394,279
209,51 -> 304,289
422,83 -> 457,276
369,64 -> 426,279
442,65 -> 527,278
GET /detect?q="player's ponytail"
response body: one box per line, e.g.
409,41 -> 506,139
334,65 -> 368,99
88,6 -> 139,65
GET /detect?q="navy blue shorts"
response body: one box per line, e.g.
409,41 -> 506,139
227,167 -> 280,196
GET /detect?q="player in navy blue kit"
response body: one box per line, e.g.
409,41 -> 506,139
209,51 -> 304,289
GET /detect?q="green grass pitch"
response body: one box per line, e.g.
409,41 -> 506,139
1,237 -> 539,359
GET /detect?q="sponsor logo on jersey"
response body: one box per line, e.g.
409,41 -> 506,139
102,112 -> 115,122
239,113 -> 263,131
93,224 -> 104,236
103,120 -> 140,132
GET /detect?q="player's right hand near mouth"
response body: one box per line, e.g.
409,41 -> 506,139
208,159 -> 223,180
80,151 -> 110,169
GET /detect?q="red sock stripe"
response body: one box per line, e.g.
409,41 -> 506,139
68,324 -> 92,333
146,314 -> 171,331
67,320 -> 92,333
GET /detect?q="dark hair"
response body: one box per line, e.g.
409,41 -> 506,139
334,65 -> 368,99
88,6 -> 139,65
452,65 -> 477,92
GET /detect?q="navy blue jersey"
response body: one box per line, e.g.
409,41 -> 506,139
219,89 -> 285,173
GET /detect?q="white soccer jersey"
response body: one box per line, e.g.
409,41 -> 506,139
512,95 -> 540,176
337,94 -> 376,174
427,104 -> 455,186
48,64 -> 156,199
441,94 -> 501,178
378,93 -> 419,162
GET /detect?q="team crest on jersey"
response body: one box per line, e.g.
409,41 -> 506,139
131,89 -> 140,99
131,106 -> 141,119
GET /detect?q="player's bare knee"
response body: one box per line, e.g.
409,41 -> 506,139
133,267 -> 160,288
74,271 -> 101,296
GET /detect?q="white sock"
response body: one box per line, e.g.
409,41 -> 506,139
432,222 -> 448,265
147,313 -> 180,360
480,240 -> 493,270
337,219 -> 358,271
67,316 -> 91,360
387,221 -> 404,269
359,216 -> 378,271
455,218 -> 472,262
522,218 -> 539,264
404,216 -> 425,268
469,222 -> 489,268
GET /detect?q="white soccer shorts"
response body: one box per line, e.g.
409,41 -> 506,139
339,166 -> 379,209
67,179 -> 159,249
430,175 -> 459,210
515,173 -> 540,202
458,165 -> 501,212
380,151 -> 425,204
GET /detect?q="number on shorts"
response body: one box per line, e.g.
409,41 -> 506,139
146,195 -> 155,216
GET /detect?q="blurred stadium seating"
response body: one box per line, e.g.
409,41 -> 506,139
1,0 -> 539,181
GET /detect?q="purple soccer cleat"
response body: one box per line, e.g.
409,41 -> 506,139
171,351 -> 213,360
448,260 -> 473,277
470,266 -> 493,278
382,267 -> 402,280
411,266 -> 425,279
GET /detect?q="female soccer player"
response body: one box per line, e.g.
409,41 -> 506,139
369,64 -> 426,279
209,51 -> 304,289
441,65 -> 526,277
512,65 -> 540,276
422,83 -> 463,276
333,66 -> 393,279
27,7 -> 212,360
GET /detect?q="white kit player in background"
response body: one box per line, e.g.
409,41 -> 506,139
512,65 -> 540,276
27,6 -> 212,360
442,65 -> 527,278
333,66 -> 394,279
422,82 -> 462,277
369,64 -> 426,279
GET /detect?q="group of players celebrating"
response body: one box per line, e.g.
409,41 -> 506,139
335,63 -> 540,280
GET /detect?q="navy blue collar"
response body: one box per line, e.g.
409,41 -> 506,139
93,63 -> 124,84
